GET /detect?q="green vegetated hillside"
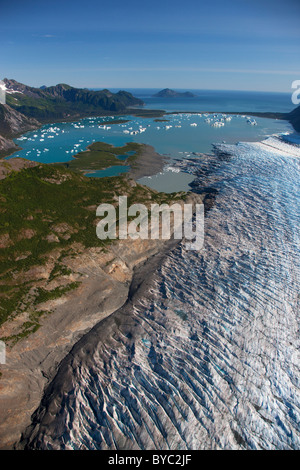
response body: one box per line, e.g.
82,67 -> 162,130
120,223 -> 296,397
4,79 -> 144,121
0,162 -> 178,343
62,141 -> 142,173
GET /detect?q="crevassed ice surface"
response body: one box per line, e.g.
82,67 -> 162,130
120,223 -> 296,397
27,136 -> 300,450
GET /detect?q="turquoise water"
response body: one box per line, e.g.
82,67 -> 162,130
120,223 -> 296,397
10,113 -> 292,164
116,151 -> 136,161
8,90 -> 296,190
86,165 -> 130,178
138,169 -> 195,193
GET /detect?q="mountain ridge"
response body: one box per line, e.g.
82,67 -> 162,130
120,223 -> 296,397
0,79 -> 146,155
3,78 -> 144,120
0,103 -> 40,155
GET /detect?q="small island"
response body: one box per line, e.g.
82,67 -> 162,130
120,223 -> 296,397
153,88 -> 197,98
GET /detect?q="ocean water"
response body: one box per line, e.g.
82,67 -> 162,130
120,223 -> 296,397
24,134 -> 300,450
111,88 -> 295,114
85,165 -> 130,178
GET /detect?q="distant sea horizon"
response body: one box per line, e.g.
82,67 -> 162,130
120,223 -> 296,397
92,88 -> 295,114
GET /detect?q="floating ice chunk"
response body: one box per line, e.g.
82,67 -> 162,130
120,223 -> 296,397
166,166 -> 181,173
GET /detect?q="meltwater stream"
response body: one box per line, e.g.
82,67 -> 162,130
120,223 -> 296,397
25,136 -> 300,450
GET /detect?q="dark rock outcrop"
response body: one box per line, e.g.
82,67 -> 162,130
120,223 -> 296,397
288,105 -> 300,132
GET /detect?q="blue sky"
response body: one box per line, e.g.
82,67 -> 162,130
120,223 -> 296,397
1,0 -> 300,92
